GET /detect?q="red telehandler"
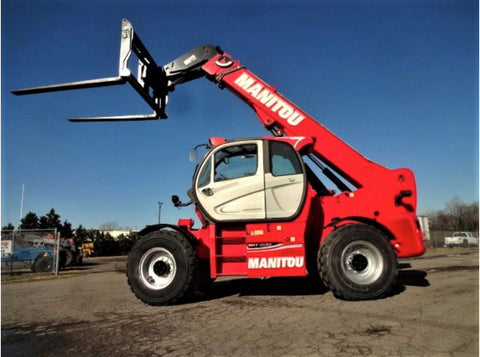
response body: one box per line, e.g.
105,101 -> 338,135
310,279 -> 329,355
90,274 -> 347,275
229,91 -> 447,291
13,19 -> 425,304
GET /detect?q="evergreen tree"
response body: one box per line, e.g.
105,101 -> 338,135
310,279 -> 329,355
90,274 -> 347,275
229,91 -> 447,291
20,212 -> 39,229
2,223 -> 15,230
60,220 -> 74,238
39,209 -> 62,229
74,224 -> 89,245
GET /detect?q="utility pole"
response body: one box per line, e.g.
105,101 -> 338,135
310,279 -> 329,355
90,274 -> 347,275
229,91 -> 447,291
19,183 -> 25,227
158,201 -> 163,224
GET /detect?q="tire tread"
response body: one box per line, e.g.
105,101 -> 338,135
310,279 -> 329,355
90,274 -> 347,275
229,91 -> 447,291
126,230 -> 200,306
318,224 -> 397,300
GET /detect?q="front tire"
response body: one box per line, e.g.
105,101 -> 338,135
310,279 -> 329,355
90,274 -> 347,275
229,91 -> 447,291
319,224 -> 397,300
127,230 -> 201,306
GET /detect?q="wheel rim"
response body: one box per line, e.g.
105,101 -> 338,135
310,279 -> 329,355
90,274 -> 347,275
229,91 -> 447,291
340,240 -> 383,285
139,248 -> 177,290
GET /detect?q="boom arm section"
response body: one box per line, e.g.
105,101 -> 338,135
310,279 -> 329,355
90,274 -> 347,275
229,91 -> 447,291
199,54 -> 390,189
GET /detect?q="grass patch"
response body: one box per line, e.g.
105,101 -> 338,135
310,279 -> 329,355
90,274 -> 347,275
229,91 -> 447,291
426,247 -> 478,255
1,270 -> 87,284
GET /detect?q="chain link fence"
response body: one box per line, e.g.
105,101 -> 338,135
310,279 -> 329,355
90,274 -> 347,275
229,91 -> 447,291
1,227 -> 476,274
1,229 -> 60,275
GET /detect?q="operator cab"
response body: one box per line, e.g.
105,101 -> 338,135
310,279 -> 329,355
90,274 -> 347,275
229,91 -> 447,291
192,138 -> 307,222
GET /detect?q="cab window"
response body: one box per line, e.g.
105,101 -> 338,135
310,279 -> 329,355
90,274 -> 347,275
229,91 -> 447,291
197,157 -> 212,188
269,141 -> 303,176
214,144 -> 258,181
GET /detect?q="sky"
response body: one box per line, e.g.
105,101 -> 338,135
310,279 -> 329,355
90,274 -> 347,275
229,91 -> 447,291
1,0 -> 478,230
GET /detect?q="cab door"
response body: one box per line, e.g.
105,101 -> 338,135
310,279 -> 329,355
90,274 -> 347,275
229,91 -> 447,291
265,140 -> 306,219
194,140 -> 266,221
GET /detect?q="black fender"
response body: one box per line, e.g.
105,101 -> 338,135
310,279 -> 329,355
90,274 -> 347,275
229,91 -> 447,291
138,224 -> 198,247
325,216 -> 394,240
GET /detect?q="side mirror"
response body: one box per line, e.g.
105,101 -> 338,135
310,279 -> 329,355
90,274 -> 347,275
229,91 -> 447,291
171,195 -> 180,207
171,195 -> 192,208
189,148 -> 198,162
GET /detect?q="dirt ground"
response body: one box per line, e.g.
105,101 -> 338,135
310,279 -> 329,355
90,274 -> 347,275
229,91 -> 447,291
1,249 -> 478,357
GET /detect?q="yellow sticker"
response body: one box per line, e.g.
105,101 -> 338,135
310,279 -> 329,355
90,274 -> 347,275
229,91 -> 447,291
250,230 -> 264,236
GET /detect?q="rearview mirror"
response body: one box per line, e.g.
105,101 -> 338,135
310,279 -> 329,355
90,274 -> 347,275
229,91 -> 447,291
189,149 -> 198,162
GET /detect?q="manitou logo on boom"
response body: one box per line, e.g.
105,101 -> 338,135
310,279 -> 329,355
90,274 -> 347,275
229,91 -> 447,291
248,256 -> 304,269
234,73 -> 305,126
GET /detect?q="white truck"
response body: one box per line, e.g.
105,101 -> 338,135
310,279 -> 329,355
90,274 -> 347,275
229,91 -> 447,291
444,232 -> 479,248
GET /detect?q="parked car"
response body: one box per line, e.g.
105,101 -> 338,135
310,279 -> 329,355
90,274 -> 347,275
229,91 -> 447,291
444,232 -> 479,248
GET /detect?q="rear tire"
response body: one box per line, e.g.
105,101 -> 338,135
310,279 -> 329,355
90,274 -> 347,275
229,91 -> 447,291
319,224 -> 397,300
64,250 -> 74,266
127,230 -> 202,306
32,255 -> 53,273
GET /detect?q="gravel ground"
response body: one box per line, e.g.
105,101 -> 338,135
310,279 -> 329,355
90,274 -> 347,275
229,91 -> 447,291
2,249 -> 478,357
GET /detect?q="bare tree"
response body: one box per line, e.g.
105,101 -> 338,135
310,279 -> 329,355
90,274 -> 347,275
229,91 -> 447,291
428,196 -> 479,232
99,222 -> 120,230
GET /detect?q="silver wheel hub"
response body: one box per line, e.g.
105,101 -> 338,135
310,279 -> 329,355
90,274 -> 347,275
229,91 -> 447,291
139,248 -> 177,290
341,240 -> 383,285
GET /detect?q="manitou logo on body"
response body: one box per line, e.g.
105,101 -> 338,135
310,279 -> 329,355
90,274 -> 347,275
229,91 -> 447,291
234,73 -> 305,126
248,256 -> 304,269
